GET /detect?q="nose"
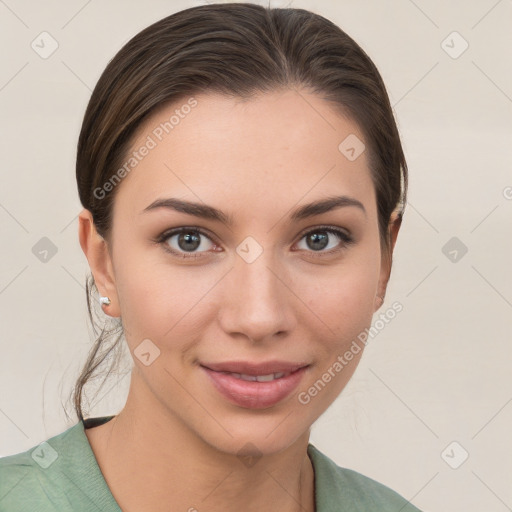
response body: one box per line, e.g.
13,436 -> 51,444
217,250 -> 296,343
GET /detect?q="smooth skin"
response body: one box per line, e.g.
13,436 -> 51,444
79,88 -> 401,512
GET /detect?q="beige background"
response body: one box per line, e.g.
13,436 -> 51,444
1,0 -> 511,510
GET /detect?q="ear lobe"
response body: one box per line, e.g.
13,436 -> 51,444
374,211 -> 402,311
78,208 -> 121,318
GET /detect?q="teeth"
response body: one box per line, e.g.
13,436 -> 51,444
224,372 -> 289,382
240,373 -> 258,381
255,374 -> 275,382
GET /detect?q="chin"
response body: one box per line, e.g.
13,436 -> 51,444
190,407 -> 312,459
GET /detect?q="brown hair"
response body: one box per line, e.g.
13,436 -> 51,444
71,3 -> 408,423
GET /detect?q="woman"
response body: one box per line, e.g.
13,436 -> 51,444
0,3 -> 420,511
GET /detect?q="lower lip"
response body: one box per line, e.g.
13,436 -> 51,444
201,366 -> 308,409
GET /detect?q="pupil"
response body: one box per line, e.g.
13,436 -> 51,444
308,232 -> 328,251
179,232 -> 200,251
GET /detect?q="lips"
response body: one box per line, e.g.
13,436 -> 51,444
200,360 -> 309,409
202,360 -> 307,376
224,372 -> 287,382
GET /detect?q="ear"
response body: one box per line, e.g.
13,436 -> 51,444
374,210 -> 402,312
78,208 -> 121,318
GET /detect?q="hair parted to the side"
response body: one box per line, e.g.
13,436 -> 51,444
71,2 -> 408,423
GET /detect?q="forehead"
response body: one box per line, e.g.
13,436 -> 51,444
112,89 -> 375,222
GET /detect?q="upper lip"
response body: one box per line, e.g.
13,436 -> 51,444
201,360 -> 309,376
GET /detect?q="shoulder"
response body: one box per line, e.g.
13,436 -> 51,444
0,431 -> 66,511
307,444 -> 422,511
0,421 -> 106,512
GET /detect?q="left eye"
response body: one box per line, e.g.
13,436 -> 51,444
296,228 -> 353,253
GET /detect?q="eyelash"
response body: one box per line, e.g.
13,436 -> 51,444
154,225 -> 354,259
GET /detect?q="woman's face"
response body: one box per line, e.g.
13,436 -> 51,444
86,89 -> 394,455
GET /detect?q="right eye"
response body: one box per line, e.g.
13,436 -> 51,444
156,227 -> 221,259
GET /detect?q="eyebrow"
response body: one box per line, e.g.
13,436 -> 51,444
142,195 -> 366,224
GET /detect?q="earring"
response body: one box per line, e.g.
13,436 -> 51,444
99,296 -> 111,306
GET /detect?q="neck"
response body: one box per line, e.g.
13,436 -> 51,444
85,374 -> 315,512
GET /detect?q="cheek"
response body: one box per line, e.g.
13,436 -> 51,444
114,250 -> 215,357
295,264 -> 378,411
305,280 -> 375,371
112,243 -> 176,338
302,252 -> 380,340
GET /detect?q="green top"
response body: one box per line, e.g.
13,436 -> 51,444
0,416 -> 421,511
